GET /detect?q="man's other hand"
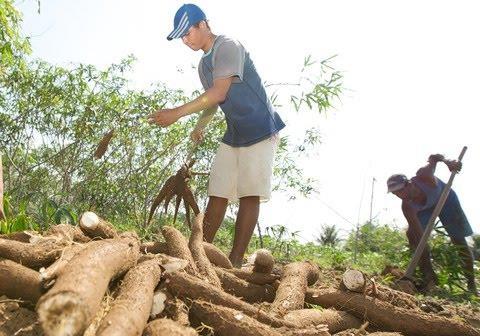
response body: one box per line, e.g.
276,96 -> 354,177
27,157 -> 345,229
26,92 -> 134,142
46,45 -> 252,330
147,108 -> 181,127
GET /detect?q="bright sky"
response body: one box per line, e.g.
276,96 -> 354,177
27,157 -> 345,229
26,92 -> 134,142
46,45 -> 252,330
17,0 -> 480,242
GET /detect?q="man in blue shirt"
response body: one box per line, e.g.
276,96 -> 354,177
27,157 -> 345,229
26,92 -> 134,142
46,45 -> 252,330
148,4 -> 285,267
387,154 -> 477,295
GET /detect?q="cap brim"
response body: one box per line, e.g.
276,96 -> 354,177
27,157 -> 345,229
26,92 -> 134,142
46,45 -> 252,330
387,183 -> 406,193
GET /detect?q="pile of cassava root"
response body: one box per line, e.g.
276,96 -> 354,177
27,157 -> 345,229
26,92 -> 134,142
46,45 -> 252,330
0,211 -> 479,336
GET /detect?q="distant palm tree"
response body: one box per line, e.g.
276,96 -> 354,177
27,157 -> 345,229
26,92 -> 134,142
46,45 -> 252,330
316,224 -> 341,247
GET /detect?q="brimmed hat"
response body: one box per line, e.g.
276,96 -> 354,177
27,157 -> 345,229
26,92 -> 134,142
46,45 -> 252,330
387,174 -> 408,192
167,4 -> 206,41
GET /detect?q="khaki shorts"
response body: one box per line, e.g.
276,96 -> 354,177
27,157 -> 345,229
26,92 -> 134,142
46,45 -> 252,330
208,134 -> 280,202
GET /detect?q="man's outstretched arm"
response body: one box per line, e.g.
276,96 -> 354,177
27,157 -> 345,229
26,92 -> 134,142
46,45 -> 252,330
416,153 -> 462,183
147,76 -> 233,127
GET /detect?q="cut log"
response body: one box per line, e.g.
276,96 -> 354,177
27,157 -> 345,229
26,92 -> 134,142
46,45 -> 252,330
96,258 -> 163,336
188,213 -> 221,287
165,271 -> 297,328
79,211 -> 118,239
161,226 -> 198,276
45,224 -> 91,243
224,268 -> 281,285
143,318 -> 198,336
305,288 -> 480,336
0,258 -> 43,303
270,261 -> 320,317
0,236 -> 69,269
215,266 -> 276,303
140,241 -> 167,254
250,249 -> 275,273
37,237 -> 140,336
203,242 -> 233,269
284,309 -> 362,333
342,269 -> 366,293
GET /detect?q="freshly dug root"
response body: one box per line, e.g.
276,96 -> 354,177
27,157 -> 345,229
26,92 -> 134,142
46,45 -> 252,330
140,241 -> 167,254
190,301 -> 330,336
203,241 -> 233,269
0,230 -> 41,243
94,129 -> 115,159
284,309 -> 362,333
150,290 -> 168,319
0,258 -> 43,303
162,294 -> 190,326
165,271 -> 297,328
79,211 -> 118,239
37,237 -> 140,336
162,226 -> 198,276
0,236 -> 69,269
225,268 -> 281,285
371,284 -> 419,310
45,224 -> 91,243
305,288 -> 480,336
270,261 -> 320,317
342,269 -> 366,292
215,266 -> 276,303
143,318 -> 197,336
96,258 -> 162,336
39,243 -> 87,285
190,300 -> 282,336
138,253 -> 189,274
251,249 -> 275,273
188,213 -> 221,287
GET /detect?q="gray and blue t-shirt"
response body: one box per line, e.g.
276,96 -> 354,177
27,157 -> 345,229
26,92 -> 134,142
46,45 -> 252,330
198,35 -> 285,147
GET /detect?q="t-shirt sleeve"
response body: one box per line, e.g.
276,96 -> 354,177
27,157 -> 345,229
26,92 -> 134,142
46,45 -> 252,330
198,59 -> 208,90
212,39 -> 245,82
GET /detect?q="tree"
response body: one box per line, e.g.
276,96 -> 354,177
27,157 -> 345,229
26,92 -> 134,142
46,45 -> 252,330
316,224 -> 341,247
0,2 -> 343,233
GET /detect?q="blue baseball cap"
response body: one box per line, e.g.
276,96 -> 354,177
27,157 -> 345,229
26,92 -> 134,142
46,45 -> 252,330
167,4 -> 206,41
387,174 -> 409,192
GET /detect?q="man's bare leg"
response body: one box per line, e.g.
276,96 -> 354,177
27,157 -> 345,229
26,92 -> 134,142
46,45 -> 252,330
406,226 -> 437,289
229,196 -> 260,268
203,196 -> 229,243
451,236 -> 477,295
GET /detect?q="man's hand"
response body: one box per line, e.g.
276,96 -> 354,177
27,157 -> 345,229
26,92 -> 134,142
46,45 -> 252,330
147,108 -> 181,127
428,154 -> 445,163
445,159 -> 462,172
190,128 -> 204,143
